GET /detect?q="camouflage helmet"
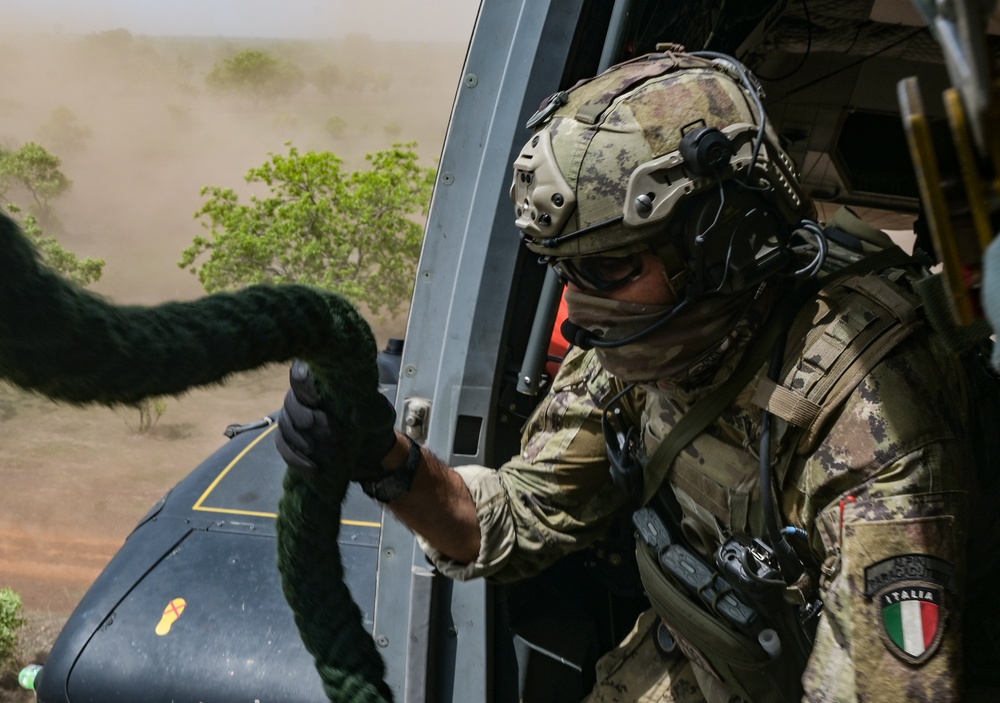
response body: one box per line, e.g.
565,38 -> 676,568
510,51 -> 811,258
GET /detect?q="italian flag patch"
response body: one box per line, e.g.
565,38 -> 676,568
865,554 -> 953,665
880,586 -> 942,663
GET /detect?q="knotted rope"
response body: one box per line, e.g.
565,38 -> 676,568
0,211 -> 392,702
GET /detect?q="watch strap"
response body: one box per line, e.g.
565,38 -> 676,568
360,435 -> 422,503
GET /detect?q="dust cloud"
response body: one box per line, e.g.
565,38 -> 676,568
0,29 -> 464,306
0,28 -> 469,617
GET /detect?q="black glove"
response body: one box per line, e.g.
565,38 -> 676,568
275,360 -> 397,481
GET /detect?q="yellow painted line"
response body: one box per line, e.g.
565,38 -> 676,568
192,423 -> 278,511
192,506 -> 280,518
191,422 -> 381,528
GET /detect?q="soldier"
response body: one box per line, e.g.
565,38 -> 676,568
277,50 -> 999,701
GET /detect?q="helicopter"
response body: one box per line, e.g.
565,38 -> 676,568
22,1 -> 1000,701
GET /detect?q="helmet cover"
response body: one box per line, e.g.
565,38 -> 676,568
511,52 -> 811,258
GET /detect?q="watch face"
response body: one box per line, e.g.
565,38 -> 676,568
371,474 -> 410,503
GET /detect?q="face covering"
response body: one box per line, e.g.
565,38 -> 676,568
563,287 -> 767,384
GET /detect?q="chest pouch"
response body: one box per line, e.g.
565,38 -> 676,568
634,505 -> 813,702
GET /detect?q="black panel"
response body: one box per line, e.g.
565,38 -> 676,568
835,111 -> 921,199
66,531 -> 331,702
834,110 -> 954,205
36,418 -> 383,703
453,414 -> 483,456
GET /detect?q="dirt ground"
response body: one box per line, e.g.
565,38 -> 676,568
0,366 -> 297,610
0,28 -> 466,698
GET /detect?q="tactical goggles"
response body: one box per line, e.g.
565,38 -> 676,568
551,251 -> 645,293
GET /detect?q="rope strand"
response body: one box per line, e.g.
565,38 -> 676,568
0,211 -> 390,702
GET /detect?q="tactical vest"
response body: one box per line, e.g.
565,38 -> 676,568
633,210 -> 929,702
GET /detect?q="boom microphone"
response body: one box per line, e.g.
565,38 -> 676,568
559,299 -> 691,350
560,319 -> 596,349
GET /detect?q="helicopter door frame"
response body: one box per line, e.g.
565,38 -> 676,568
374,1 -> 589,701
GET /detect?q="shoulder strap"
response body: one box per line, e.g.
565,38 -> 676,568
755,272 -> 923,453
641,245 -> 915,506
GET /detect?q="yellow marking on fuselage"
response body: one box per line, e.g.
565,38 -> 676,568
192,422 -> 381,528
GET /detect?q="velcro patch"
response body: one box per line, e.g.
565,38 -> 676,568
864,554 -> 956,597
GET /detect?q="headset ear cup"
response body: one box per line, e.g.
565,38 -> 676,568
679,126 -> 736,176
681,184 -> 788,297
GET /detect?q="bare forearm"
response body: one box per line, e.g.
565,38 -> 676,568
379,431 -> 481,564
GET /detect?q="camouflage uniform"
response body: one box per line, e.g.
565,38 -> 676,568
420,271 -> 1000,701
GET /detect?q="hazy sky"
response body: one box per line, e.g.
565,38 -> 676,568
6,0 -> 480,42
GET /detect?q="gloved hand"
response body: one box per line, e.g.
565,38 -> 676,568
275,360 -> 398,481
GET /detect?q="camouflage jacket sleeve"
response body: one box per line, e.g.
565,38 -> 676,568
792,333 -> 975,702
418,346 -> 629,583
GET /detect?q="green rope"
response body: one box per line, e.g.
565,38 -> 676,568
0,211 -> 392,702
279,471 -> 392,702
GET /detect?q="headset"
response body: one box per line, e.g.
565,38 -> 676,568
670,52 -> 799,302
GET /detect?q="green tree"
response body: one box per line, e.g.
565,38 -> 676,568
204,49 -> 305,104
179,143 -> 435,318
372,70 -> 392,93
0,141 -> 101,286
5,206 -> 104,286
0,142 -> 72,222
383,121 -> 403,139
122,397 -> 167,434
324,115 -> 348,138
36,106 -> 92,154
311,62 -> 342,96
0,587 -> 24,669
73,29 -> 178,90
80,28 -> 135,53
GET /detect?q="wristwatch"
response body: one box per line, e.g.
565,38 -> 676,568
360,435 -> 422,503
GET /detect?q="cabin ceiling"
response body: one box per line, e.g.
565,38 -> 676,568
614,0 -> 999,229
737,0 -> 1000,229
